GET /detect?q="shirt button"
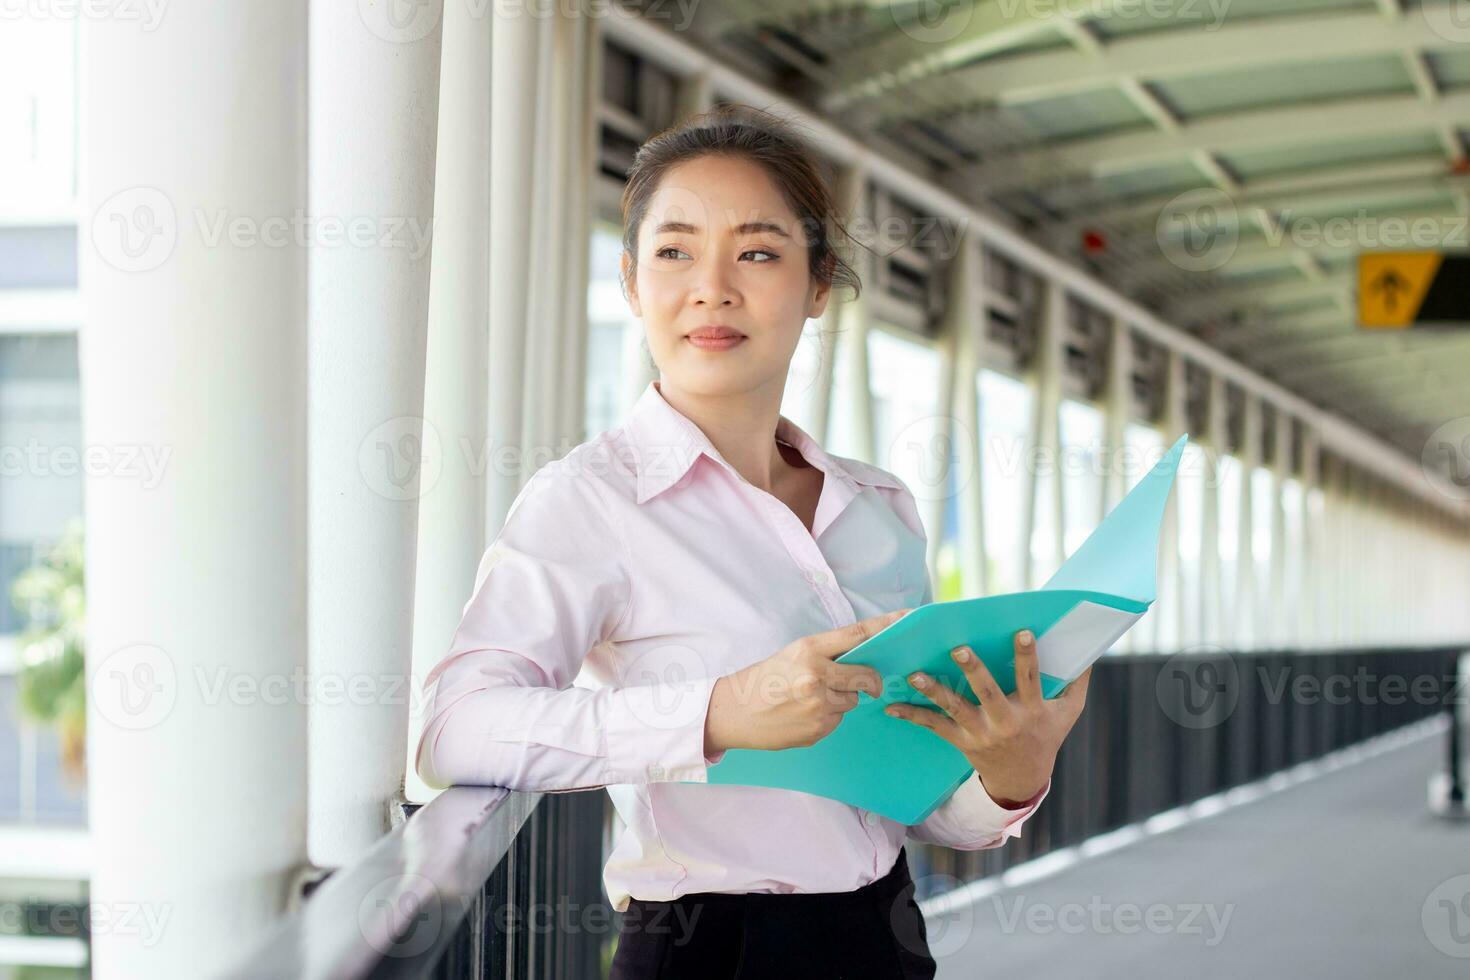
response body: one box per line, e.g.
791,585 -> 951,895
649,766 -> 665,781
864,811 -> 879,826
804,568 -> 829,586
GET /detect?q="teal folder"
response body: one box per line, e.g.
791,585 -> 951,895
697,433 -> 1189,824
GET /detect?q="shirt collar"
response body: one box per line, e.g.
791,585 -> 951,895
622,379 -> 903,505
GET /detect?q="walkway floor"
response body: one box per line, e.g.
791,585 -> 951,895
931,724 -> 1470,979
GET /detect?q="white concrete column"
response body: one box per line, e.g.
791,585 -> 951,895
1100,316 -> 1132,522
1235,393 -> 1260,649
488,0 -> 540,532
950,237 -> 988,597
1156,349 -> 1186,651
559,11 -> 603,446
307,1 -> 443,865
839,171 -> 876,462
80,5 -> 307,977
1300,426 -> 1321,648
1200,374 -> 1226,646
1269,410 -> 1292,647
406,0 -> 492,805
809,164 -> 866,447
1022,280 -> 1065,592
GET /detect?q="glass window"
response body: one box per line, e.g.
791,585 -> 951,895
1251,466 -> 1274,644
1059,399 -> 1104,557
978,369 -> 1033,596
1123,423 -> 1165,651
584,223 -> 641,439
1,334 -> 82,636
1280,477 -> 1304,648
868,328 -> 943,547
1216,453 -> 1242,646
780,318 -> 827,437
1176,442 -> 1208,649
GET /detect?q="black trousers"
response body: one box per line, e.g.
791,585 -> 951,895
609,848 -> 937,979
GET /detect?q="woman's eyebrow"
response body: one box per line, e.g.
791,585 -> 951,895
652,219 -> 790,238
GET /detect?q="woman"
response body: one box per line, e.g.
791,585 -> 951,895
416,103 -> 1092,979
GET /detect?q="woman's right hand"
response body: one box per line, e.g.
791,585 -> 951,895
703,608 -> 911,755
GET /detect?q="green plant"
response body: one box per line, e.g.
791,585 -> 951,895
12,518 -> 86,781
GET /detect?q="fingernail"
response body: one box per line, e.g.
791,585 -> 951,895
953,647 -> 971,663
1019,630 -> 1034,645
908,672 -> 928,688
885,706 -> 901,718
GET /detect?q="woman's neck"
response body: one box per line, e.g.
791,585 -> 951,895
654,378 -> 793,493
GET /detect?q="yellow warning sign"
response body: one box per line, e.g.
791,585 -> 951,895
1357,252 -> 1444,328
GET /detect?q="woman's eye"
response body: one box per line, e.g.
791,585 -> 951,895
654,246 -> 689,260
742,249 -> 778,262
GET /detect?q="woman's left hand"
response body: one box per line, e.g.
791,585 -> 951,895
884,628 -> 1092,806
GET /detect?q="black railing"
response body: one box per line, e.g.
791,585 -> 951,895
908,645 -> 1465,895
227,644 -> 1465,979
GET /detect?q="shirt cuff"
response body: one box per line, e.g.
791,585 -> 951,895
917,772 -> 1051,849
605,674 -> 722,784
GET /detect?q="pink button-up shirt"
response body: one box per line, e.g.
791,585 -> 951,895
416,379 -> 1049,913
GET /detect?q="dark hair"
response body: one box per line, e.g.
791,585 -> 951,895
618,103 -> 863,304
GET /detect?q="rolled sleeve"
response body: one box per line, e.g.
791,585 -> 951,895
606,674 -> 723,784
907,774 -> 1051,850
415,461 -> 724,792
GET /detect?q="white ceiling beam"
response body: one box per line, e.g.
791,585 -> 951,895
950,92 -> 1470,196
1166,274 -> 1350,322
820,0 -> 1118,112
855,8 -> 1458,124
1046,156 -> 1454,237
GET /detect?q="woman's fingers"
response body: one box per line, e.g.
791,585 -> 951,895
811,608 -> 910,660
885,701 -> 964,744
827,662 -> 884,697
950,644 -> 1013,725
1012,629 -> 1044,709
905,670 -> 980,727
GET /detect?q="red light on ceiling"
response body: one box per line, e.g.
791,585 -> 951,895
1081,228 -> 1107,255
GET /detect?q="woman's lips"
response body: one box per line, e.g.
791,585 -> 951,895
685,334 -> 746,351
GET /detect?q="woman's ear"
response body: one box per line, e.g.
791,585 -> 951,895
807,274 -> 832,321
620,251 -> 641,316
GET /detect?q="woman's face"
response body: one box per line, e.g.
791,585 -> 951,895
622,154 -> 831,398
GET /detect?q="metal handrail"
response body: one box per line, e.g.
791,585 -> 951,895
222,787 -> 541,979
